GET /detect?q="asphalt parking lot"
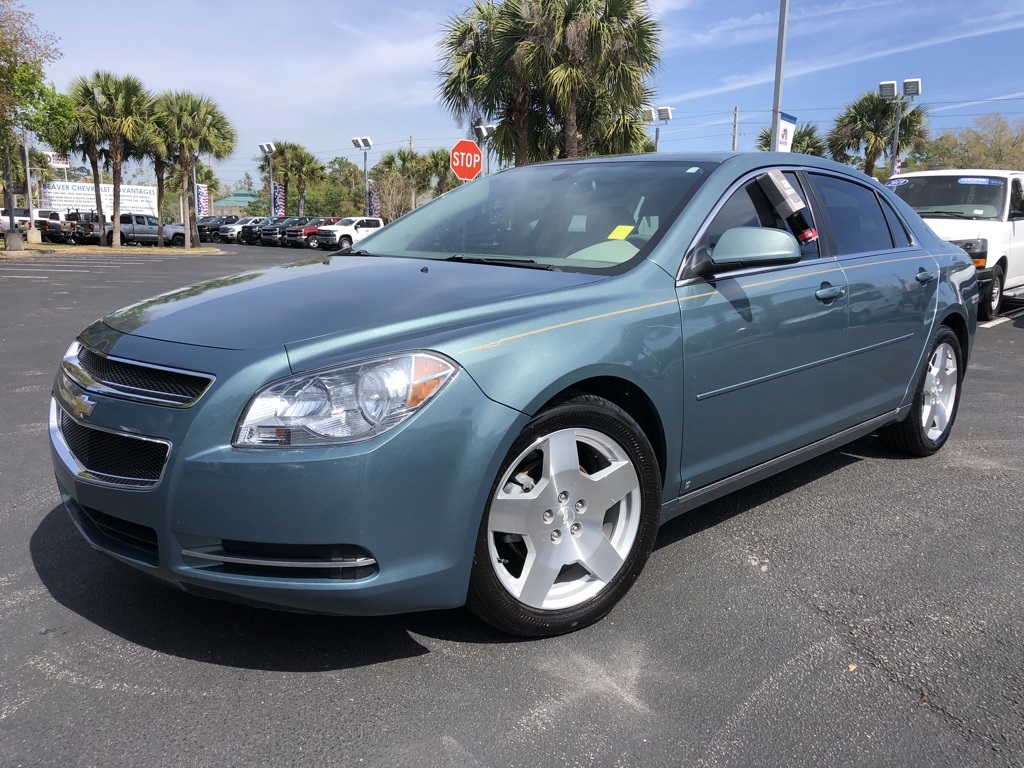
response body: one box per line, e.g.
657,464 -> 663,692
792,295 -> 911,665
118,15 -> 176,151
2,243 -> 1023,767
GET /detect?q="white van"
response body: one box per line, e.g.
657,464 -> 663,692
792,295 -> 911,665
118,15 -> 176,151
886,170 -> 1024,319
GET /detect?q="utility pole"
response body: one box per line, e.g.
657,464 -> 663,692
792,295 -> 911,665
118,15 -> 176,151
732,107 -> 739,151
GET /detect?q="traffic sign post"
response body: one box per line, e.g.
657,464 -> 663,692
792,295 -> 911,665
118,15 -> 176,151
450,139 -> 483,181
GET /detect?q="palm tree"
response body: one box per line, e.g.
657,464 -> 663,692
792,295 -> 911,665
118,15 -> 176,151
828,91 -> 929,177
145,92 -> 176,246
285,147 -> 325,216
420,149 -> 459,197
63,72 -> 108,235
755,122 -> 826,156
93,72 -> 152,247
257,141 -> 299,216
536,0 -> 660,158
157,91 -> 236,247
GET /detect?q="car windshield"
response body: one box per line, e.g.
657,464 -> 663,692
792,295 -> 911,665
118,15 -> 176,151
887,175 -> 1008,220
355,160 -> 715,271
336,218 -> 357,226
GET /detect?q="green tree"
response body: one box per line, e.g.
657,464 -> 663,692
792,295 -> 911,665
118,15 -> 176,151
93,72 -> 152,247
144,91 -> 175,244
158,91 -> 236,246
438,0 -> 659,165
62,72 -> 109,233
827,91 -> 928,178
907,114 -> 1024,171
420,148 -> 459,196
285,147 -> 325,216
755,122 -> 826,156
1,0 -> 61,227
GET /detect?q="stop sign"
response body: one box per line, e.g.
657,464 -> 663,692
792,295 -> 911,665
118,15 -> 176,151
450,139 -> 483,181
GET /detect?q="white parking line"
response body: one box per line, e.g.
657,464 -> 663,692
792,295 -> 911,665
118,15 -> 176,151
0,275 -> 48,279
980,306 -> 1024,328
0,267 -> 92,273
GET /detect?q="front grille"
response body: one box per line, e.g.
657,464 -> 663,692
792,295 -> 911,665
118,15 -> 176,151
80,505 -> 159,562
181,540 -> 377,580
76,345 -> 212,406
60,410 -> 169,488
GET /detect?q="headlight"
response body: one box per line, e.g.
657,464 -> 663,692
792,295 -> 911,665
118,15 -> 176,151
234,352 -> 458,447
949,238 -> 988,269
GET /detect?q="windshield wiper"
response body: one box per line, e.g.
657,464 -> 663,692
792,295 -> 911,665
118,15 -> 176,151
914,210 -> 972,219
446,255 -> 558,270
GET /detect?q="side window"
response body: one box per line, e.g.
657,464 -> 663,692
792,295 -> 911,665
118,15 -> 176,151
146,216 -> 159,226
879,198 -> 911,247
120,214 -> 132,224
702,171 -> 819,259
1012,179 -> 1024,214
807,174 -> 894,255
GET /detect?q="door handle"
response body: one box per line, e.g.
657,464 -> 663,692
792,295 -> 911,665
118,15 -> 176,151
814,284 -> 846,302
915,270 -> 936,284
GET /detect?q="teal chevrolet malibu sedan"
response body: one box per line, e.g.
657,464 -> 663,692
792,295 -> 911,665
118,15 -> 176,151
49,153 -> 978,636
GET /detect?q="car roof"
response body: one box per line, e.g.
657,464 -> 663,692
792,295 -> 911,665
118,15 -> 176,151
896,169 -> 1019,178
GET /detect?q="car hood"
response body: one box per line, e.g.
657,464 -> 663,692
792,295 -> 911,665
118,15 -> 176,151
102,255 -> 603,350
921,217 -> 1008,243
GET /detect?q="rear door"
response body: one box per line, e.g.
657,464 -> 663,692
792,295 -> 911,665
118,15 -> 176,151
676,169 -> 849,492
804,171 -> 937,422
1008,175 -> 1024,291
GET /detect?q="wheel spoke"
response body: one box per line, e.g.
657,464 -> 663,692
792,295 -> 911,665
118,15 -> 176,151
576,531 -> 625,583
580,459 -> 638,514
541,429 -> 581,483
932,396 -> 951,434
518,547 -> 564,607
487,494 -> 533,536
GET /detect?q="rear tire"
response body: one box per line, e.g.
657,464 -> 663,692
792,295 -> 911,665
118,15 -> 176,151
878,326 -> 962,457
171,233 -> 184,247
978,264 -> 1004,321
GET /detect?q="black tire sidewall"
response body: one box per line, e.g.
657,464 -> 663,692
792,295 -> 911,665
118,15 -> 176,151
468,395 -> 661,636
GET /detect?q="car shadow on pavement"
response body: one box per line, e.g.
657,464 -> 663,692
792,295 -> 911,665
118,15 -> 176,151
655,440 -> 872,550
30,506 -> 514,671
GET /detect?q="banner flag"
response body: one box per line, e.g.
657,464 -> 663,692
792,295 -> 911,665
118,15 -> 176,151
272,181 -> 286,216
196,184 -> 210,216
777,112 -> 797,153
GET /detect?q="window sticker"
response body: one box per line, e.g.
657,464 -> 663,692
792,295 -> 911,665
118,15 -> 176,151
958,177 -> 1003,186
607,225 -> 635,240
885,178 -> 908,186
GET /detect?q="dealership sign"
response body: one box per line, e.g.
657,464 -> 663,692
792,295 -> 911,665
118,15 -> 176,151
40,181 -> 158,216
42,152 -> 71,169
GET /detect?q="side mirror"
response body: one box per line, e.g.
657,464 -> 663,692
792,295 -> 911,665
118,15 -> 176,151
707,226 -> 801,269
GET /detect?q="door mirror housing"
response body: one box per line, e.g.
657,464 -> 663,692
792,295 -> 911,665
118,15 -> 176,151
707,226 -> 802,270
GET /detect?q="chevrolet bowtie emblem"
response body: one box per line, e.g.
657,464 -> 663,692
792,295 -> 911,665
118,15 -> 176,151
72,394 -> 96,419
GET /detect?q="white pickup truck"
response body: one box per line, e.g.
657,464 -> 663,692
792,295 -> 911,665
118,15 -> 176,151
315,216 -> 384,250
886,169 -> 1024,319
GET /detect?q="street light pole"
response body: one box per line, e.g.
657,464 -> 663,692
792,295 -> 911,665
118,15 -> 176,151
643,107 -> 674,152
473,119 -> 497,174
770,0 -> 790,151
879,79 -> 921,177
352,137 -> 372,216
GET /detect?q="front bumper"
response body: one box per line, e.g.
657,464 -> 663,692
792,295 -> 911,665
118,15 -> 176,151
976,266 -> 993,293
49,340 -> 524,616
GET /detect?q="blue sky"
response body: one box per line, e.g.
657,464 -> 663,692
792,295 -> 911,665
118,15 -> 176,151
38,0 -> 1024,186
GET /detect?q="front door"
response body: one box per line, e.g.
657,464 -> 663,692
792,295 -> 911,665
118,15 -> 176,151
677,170 -> 849,493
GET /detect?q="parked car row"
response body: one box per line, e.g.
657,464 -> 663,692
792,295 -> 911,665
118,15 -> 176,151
4,208 -> 385,251
234,215 -> 384,249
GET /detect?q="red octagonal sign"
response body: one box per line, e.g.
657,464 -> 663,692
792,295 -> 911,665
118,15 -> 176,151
450,139 -> 483,181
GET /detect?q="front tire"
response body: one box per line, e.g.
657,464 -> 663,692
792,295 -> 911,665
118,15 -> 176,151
308,236 -> 319,249
467,393 -> 661,636
879,326 -> 962,457
339,235 -> 352,250
978,264 -> 1004,321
